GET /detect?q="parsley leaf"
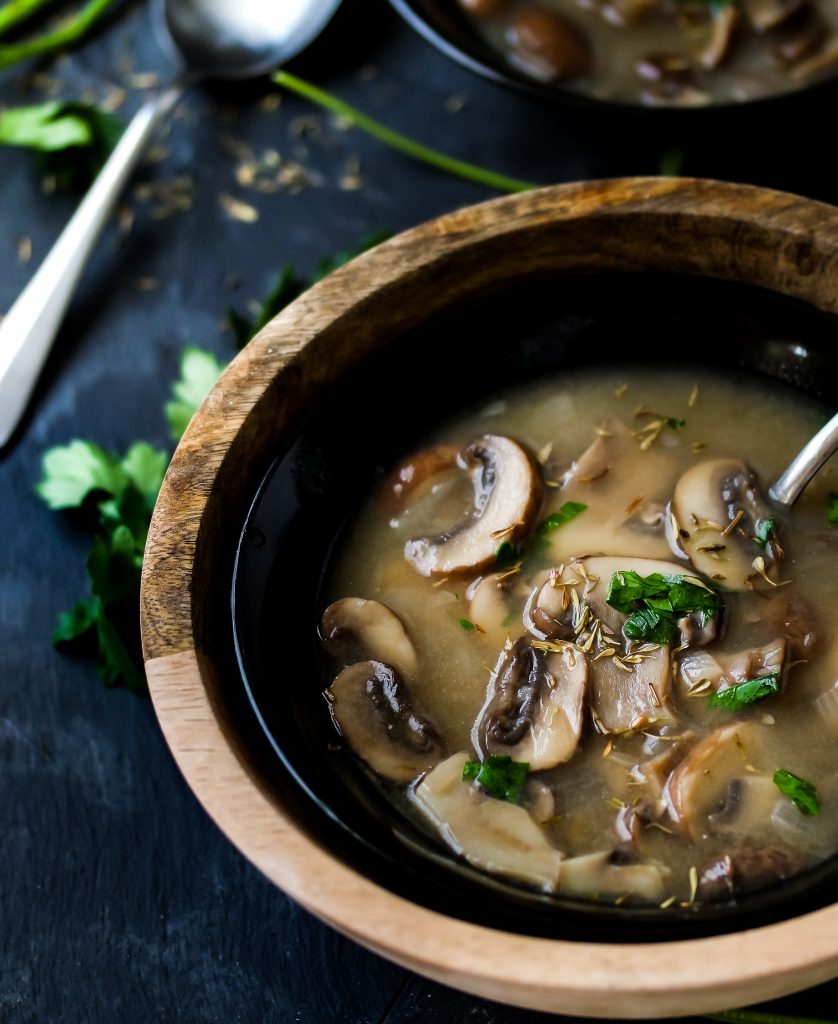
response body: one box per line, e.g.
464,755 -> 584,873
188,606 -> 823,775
462,755 -> 529,803
754,518 -> 775,549
0,100 -> 123,189
458,618 -> 477,632
537,501 -> 588,535
495,539 -> 518,569
709,673 -> 780,710
827,492 -> 838,524
36,440 -> 125,509
606,570 -> 721,643
164,347 -> 227,441
773,768 -> 820,817
667,417 -> 686,429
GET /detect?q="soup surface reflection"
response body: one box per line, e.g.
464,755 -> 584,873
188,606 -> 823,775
321,368 -> 838,907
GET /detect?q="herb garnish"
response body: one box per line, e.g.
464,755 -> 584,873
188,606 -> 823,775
827,492 -> 838,524
754,518 -> 775,549
606,571 -> 721,645
39,238 -> 384,691
0,100 -> 123,189
537,501 -> 588,535
773,769 -> 820,817
709,673 -> 780,710
462,755 -> 529,803
458,618 -> 477,632
495,539 -> 518,569
0,0 -> 116,72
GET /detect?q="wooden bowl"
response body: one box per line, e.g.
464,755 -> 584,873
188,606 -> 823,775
141,178 -> 838,1018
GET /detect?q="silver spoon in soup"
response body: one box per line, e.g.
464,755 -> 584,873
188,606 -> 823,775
0,0 -> 342,451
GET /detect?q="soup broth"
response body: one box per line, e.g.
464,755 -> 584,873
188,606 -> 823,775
320,367 -> 838,907
460,0 -> 838,105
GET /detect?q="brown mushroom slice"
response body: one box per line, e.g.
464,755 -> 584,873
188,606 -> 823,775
506,7 -> 594,81
663,722 -> 767,836
743,0 -> 805,31
708,774 -> 784,833
411,752 -> 562,891
383,444 -> 459,515
330,660 -> 444,783
698,4 -> 740,68
320,598 -> 418,680
790,34 -> 838,82
472,637 -> 588,769
467,573 -> 518,649
558,850 -> 667,902
404,435 -> 542,577
697,847 -> 805,902
679,638 -> 785,698
672,458 -> 782,590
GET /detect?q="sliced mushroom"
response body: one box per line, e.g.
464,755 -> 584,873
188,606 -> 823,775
523,777 -> 557,824
671,458 -> 782,590
697,4 -> 740,68
630,732 -> 695,812
506,7 -> 594,81
789,33 -> 838,82
472,637 -> 588,769
663,721 -> 767,836
679,638 -> 786,697
383,444 -> 459,515
404,435 -> 542,577
708,774 -> 784,833
330,660 -> 444,782
467,573 -> 518,649
600,0 -> 661,26
743,0 -> 805,31
411,752 -> 562,891
320,597 -> 418,680
525,555 -> 717,732
696,847 -> 805,902
558,849 -> 667,902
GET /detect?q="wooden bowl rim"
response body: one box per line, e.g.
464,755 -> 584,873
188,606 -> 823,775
141,177 -> 838,1017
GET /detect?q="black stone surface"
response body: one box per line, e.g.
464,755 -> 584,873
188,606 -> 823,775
2,1 -> 838,1021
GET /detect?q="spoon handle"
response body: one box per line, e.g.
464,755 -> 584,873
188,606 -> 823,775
769,408 -> 838,507
0,85 -> 182,452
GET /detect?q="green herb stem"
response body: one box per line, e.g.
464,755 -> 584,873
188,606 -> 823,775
0,0 -> 55,38
273,70 -> 539,195
0,0 -> 114,71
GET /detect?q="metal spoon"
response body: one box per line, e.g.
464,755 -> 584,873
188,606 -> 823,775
769,409 -> 838,508
0,0 -> 341,451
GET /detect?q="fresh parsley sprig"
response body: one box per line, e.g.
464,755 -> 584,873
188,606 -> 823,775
606,570 -> 721,645
463,755 -> 529,804
773,768 -> 820,817
0,0 -> 117,71
709,673 -> 780,710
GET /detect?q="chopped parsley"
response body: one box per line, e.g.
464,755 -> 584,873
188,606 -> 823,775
495,539 -> 518,569
667,416 -> 686,429
709,673 -> 780,710
463,755 -> 529,803
458,618 -> 477,632
537,501 -> 588,536
754,518 -> 775,549
827,492 -> 838,524
606,571 -> 721,645
773,768 -> 820,817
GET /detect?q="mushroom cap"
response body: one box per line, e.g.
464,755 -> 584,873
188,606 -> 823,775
672,458 -> 781,590
467,573 -> 519,650
320,597 -> 418,681
412,751 -> 562,891
557,850 -> 668,902
382,444 -> 459,515
472,637 -> 588,770
663,721 -> 767,837
330,660 -> 444,783
404,435 -> 542,578
678,638 -> 786,698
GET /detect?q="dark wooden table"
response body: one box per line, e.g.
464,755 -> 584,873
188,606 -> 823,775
3,2 -> 838,1021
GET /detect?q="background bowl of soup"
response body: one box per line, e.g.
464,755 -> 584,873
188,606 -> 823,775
388,0 -> 838,107
141,177 -> 838,1017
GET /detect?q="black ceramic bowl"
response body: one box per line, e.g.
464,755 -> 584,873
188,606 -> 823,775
388,0 -> 838,115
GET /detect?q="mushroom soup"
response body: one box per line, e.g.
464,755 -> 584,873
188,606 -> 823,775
459,0 -> 838,105
320,367 -> 838,907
